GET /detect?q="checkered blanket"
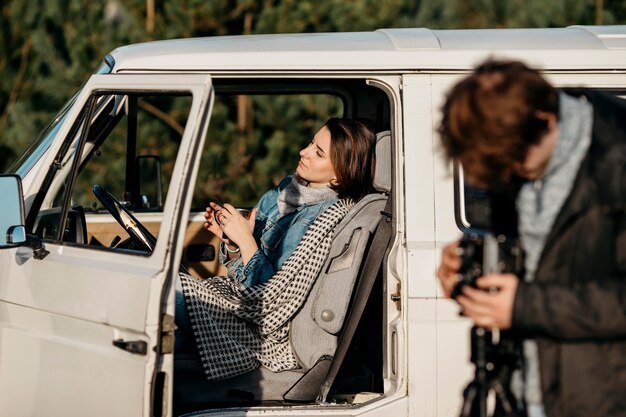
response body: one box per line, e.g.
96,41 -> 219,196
179,199 -> 354,380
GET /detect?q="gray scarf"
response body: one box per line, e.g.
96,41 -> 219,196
277,174 -> 338,216
513,92 -> 593,415
518,93 -> 593,283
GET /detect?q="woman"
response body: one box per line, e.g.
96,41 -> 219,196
204,117 -> 376,288
175,117 -> 376,382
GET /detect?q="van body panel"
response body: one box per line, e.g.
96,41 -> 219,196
0,303 -> 147,416
402,75 -> 438,299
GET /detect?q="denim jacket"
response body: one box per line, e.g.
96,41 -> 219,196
219,176 -> 338,288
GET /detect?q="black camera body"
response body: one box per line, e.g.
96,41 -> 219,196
451,233 -> 524,299
452,179 -> 528,416
453,233 -> 527,417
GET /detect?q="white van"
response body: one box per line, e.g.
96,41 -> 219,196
1,26 -> 625,417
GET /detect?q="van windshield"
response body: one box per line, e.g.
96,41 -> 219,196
8,61 -> 113,178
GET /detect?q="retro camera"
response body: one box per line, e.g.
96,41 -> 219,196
451,233 -> 524,300
453,232 -> 526,417
453,175 -> 527,417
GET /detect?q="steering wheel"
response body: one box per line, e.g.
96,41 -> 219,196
92,185 -> 156,252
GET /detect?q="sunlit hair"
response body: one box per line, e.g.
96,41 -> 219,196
325,118 -> 376,201
438,59 -> 559,189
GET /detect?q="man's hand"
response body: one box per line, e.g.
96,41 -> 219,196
456,274 -> 518,330
437,241 -> 462,297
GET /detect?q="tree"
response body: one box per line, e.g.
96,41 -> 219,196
1,0 -> 624,177
0,0 -> 148,171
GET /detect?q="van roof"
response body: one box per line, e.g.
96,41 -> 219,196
109,26 -> 626,73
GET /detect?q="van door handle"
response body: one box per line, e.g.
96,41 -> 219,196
112,339 -> 148,355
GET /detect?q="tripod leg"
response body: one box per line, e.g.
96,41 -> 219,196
491,381 -> 523,417
459,382 -> 488,417
459,383 -> 478,417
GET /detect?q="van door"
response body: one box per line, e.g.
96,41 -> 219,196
0,74 -> 213,417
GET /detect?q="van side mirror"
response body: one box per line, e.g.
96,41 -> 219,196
136,155 -> 163,210
0,175 -> 27,247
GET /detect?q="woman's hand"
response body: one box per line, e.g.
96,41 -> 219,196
216,204 -> 257,246
207,203 -> 259,264
204,202 -> 226,241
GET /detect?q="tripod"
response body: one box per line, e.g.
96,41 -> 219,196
459,326 -> 525,417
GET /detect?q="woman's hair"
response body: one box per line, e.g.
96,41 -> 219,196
438,59 -> 559,188
325,118 -> 376,201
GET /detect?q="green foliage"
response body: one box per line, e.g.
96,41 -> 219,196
254,0 -> 420,33
0,0 -> 147,171
413,0 -> 617,28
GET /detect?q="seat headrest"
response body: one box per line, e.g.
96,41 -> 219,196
373,130 -> 391,193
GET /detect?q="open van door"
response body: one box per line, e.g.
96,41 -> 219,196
0,73 -> 213,417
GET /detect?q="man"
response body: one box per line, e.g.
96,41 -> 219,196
437,60 -> 626,417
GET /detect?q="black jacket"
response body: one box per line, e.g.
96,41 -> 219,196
512,90 -> 626,417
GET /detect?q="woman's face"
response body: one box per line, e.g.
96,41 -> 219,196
296,125 -> 337,187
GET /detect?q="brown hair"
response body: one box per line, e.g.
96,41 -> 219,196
439,59 -> 559,188
325,118 -> 376,201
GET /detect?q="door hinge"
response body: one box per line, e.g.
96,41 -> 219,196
160,314 -> 175,354
390,283 -> 401,311
112,339 -> 148,355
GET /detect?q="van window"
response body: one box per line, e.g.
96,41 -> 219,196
453,164 -> 519,235
191,93 -> 343,209
454,165 -> 491,232
31,92 -> 191,253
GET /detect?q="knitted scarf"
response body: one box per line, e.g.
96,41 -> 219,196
179,198 -> 354,381
513,92 -> 593,414
277,173 -> 338,216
